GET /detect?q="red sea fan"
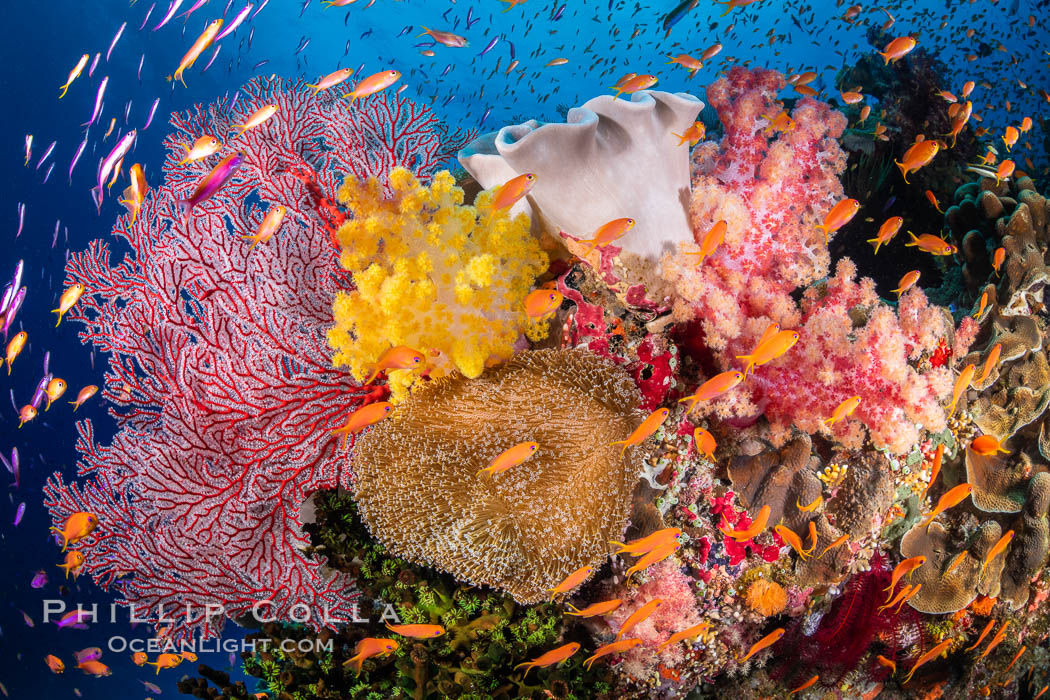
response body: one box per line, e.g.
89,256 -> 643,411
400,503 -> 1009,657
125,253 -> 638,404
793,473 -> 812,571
43,77 -> 476,639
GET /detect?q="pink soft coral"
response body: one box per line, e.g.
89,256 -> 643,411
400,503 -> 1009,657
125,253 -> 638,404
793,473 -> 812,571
604,559 -> 703,680
663,67 -> 955,453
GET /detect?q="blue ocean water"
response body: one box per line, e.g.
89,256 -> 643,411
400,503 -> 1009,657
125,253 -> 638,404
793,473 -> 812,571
0,0 -> 1045,696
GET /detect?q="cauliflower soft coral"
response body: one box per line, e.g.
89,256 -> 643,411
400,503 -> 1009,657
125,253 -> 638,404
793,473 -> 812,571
329,167 -> 549,402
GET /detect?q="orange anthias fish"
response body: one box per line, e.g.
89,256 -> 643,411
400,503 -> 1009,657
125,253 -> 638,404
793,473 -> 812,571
679,370 -> 744,414
306,67 -> 355,95
363,346 -> 425,384
145,653 -> 183,674
970,435 -> 1009,457
868,217 -> 903,254
58,54 -> 89,99
739,628 -> 785,662
525,289 -> 563,319
775,524 -> 809,559
965,618 -> 996,652
577,218 -> 636,255
948,364 -> 976,416
616,599 -> 664,640
478,441 -> 539,478
903,639 -> 952,683
331,402 -> 392,448
1002,126 -> 1019,151
384,623 -> 445,638
891,270 -> 921,297
44,654 -> 65,674
905,231 -> 955,256
566,599 -> 622,617
70,384 -> 99,411
132,651 -> 148,666
666,53 -> 703,76
233,104 -> 279,135
610,407 -> 670,455
823,395 -> 861,427
885,556 -> 927,598
417,26 -> 469,47
818,533 -> 849,558
119,163 -> 148,225
610,74 -> 658,99
878,36 -> 917,64
763,110 -> 796,134
919,483 -> 973,529
672,121 -> 706,146
5,331 -> 27,375
491,173 -> 537,213
58,550 -> 86,579
972,291 -> 989,321
548,565 -> 594,602
53,283 -> 86,326
896,139 -> 940,183
582,639 -> 641,670
178,135 -> 221,165
817,198 -> 860,243
943,549 -> 968,578
977,621 -> 1010,660
514,642 -> 580,678
694,427 -> 717,460
992,246 -> 1006,276
981,530 -> 1013,573
18,404 -> 37,428
343,638 -> 399,676
343,70 -> 402,104
625,540 -> 682,581
610,527 -> 682,556
50,512 -> 99,552
797,494 -> 822,512
77,659 -> 112,677
876,655 -> 896,674
243,205 -> 287,251
722,504 -> 771,543
736,329 -> 799,376
975,344 -> 1001,385
657,622 -> 711,652
789,675 -> 820,696
44,378 -> 67,410
996,160 -> 1015,185
172,19 -> 223,87
684,220 -> 726,267
840,91 -> 864,104
923,443 -> 945,497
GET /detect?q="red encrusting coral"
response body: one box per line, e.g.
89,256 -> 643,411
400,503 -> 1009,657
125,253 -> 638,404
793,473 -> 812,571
42,76 -> 475,639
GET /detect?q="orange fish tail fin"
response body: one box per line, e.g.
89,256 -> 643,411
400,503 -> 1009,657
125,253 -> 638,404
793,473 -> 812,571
878,52 -> 890,65
608,540 -> 626,554
416,26 -> 430,38
49,526 -> 68,552
330,426 -> 351,450
894,160 -> 910,183
718,2 -> 733,17
866,237 -> 882,254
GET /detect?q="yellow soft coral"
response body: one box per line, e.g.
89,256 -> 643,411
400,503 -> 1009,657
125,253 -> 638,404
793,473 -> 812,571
328,167 -> 549,403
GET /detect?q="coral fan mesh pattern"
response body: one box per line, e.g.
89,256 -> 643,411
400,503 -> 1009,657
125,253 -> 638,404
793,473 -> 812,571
42,76 -> 474,639
351,348 -> 642,603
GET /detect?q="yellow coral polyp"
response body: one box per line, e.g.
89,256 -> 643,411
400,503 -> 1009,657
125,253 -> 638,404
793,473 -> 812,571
328,167 -> 549,402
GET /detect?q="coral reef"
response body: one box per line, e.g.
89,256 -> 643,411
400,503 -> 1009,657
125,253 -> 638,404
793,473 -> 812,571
42,77 -> 474,639
351,348 -> 642,603
328,167 -> 549,401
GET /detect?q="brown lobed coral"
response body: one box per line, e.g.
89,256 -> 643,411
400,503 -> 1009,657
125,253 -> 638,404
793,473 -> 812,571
350,348 -> 644,603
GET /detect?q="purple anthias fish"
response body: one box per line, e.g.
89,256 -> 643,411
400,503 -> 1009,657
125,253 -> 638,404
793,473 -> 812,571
143,98 -> 160,130
30,570 -> 47,589
153,0 -> 185,31
106,21 -> 126,62
2,287 -> 26,339
139,3 -> 155,31
92,129 -> 136,211
177,151 -> 244,218
0,286 -> 11,318
215,3 -> 253,42
56,610 -> 91,630
82,76 -> 108,128
69,138 -> 88,184
31,374 -> 52,411
73,647 -> 103,663
88,52 -> 100,78
13,502 -> 24,527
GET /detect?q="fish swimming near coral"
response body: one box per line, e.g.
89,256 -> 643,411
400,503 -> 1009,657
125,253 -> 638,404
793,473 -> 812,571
610,527 -> 682,556
609,407 -> 669,455
583,638 -> 642,670
343,638 -> 398,677
547,564 -> 594,602
738,627 -> 784,662
657,621 -> 711,652
616,598 -> 664,640
513,642 -> 580,678
565,599 -> 622,617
